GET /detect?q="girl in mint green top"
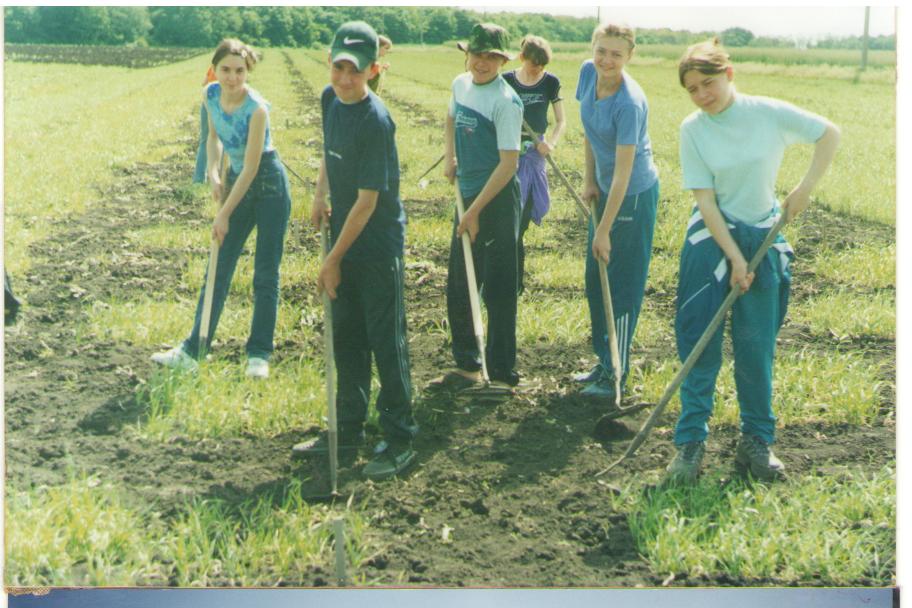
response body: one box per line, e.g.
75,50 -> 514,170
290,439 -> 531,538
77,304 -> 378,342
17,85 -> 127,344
666,38 -> 840,484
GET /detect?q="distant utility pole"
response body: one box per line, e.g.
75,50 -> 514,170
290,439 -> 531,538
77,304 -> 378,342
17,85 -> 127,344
861,5 -> 870,71
597,6 -> 601,23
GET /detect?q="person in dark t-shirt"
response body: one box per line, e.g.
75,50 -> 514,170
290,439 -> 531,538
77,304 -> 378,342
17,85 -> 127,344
502,35 -> 566,294
293,21 -> 418,482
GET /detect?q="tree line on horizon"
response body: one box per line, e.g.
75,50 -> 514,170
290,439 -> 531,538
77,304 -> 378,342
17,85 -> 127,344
3,6 -> 896,52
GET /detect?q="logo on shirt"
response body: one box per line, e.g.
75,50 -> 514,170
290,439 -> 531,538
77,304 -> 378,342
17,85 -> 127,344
521,93 -> 545,106
328,150 -> 343,160
455,112 -> 478,132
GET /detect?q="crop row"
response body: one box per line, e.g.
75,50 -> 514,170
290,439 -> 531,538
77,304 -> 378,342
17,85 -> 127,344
4,43 -> 207,68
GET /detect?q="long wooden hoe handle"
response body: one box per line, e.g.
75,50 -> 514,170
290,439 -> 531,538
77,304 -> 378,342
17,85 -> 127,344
596,213 -> 790,476
320,219 -> 340,495
588,200 -> 622,411
521,120 -> 589,221
454,178 -> 490,382
199,161 -> 229,357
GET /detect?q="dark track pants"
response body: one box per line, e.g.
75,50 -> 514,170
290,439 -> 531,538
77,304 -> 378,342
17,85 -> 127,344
447,179 -> 520,381
334,256 -> 417,443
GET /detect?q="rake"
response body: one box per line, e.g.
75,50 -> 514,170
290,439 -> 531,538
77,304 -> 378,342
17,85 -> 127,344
595,213 -> 789,477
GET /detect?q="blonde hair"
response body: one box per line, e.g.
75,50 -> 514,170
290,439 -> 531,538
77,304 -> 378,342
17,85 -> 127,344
378,34 -> 392,51
591,23 -> 635,51
211,38 -> 258,71
678,37 -> 731,86
519,34 -> 552,66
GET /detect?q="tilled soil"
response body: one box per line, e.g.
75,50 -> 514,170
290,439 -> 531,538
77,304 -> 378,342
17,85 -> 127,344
5,109 -> 895,587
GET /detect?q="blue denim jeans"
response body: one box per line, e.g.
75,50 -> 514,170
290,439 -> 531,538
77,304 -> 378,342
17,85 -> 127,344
182,151 -> 291,360
193,103 -> 208,184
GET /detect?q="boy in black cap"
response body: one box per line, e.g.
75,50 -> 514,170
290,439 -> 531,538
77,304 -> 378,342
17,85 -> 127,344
439,23 -> 524,389
294,20 -> 417,481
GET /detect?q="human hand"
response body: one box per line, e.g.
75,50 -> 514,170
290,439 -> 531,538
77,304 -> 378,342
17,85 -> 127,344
456,205 -> 480,243
536,141 -> 554,157
582,182 -> 600,205
212,210 -> 229,246
317,257 -> 341,300
444,158 -> 457,184
781,184 -> 811,222
729,256 -> 754,293
310,198 -> 330,230
592,224 -> 611,264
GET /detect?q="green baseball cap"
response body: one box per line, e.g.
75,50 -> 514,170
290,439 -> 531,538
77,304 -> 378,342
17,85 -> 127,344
457,23 -> 514,60
330,21 -> 379,71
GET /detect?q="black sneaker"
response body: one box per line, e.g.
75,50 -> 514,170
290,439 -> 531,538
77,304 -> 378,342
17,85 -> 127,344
363,440 -> 416,481
489,369 -> 520,387
292,429 -> 365,456
735,433 -> 785,481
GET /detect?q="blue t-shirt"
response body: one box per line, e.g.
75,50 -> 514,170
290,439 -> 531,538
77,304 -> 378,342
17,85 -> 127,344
448,72 -> 523,198
502,70 -> 561,145
575,60 -> 658,197
321,85 -> 405,261
679,93 -> 828,224
205,83 -> 274,174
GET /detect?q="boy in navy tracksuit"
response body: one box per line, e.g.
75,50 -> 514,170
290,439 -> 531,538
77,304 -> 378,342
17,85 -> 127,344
294,21 -> 417,482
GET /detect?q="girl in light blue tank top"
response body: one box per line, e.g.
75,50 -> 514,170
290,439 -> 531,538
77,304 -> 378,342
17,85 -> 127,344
152,39 -> 291,379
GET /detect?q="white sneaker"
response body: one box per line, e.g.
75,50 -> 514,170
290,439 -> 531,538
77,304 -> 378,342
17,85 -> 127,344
151,346 -> 198,372
246,357 -> 269,379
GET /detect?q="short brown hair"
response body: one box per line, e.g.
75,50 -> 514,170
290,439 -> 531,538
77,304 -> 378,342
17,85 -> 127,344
678,37 -> 731,86
591,23 -> 635,51
211,38 -> 258,71
519,35 -> 552,66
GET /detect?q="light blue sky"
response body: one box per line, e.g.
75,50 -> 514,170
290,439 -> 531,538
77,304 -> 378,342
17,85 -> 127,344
6,588 -> 896,607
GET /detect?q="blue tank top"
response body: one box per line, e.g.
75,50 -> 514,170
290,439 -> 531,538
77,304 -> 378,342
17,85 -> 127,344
205,82 -> 274,173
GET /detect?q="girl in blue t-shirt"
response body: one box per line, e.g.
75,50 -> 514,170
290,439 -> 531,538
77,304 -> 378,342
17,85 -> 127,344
574,23 -> 660,403
152,39 -> 291,379
667,38 -> 840,484
502,35 -> 566,294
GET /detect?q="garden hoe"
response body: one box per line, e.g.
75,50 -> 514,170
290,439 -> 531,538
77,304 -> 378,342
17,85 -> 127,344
198,166 -> 229,357
319,219 -> 342,498
453,178 -> 513,401
595,212 -> 790,477
521,121 -> 644,419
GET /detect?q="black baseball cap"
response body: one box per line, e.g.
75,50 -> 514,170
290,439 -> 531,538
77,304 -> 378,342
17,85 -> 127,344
331,21 -> 379,71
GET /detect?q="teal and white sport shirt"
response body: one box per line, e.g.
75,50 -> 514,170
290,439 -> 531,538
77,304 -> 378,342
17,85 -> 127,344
449,72 -> 523,198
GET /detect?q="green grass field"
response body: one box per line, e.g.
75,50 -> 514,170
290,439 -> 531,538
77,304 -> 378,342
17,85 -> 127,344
4,42 -> 895,587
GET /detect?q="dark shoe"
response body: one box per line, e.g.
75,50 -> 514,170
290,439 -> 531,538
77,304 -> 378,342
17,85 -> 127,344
666,441 -> 706,484
573,364 -> 603,384
489,369 -> 520,387
363,440 -> 416,481
580,376 -> 618,401
292,429 -> 365,456
735,434 -> 785,481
